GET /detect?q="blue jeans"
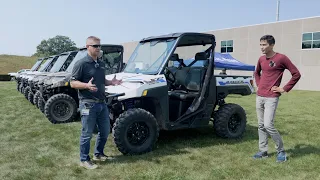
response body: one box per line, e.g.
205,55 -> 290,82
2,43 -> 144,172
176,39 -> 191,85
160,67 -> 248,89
79,101 -> 110,162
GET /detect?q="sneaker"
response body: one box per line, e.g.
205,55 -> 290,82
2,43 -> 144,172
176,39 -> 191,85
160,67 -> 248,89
80,160 -> 98,169
253,151 -> 268,159
93,154 -> 115,162
276,151 -> 287,162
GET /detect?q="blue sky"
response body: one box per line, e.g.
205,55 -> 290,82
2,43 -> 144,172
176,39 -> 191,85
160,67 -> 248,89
0,0 -> 319,56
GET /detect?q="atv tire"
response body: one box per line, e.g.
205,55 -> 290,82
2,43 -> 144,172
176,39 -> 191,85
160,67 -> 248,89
28,91 -> 34,105
23,86 -> 31,99
213,103 -> 247,138
33,91 -> 41,108
113,108 -> 159,155
38,95 -> 45,113
19,85 -> 24,94
44,94 -> 78,124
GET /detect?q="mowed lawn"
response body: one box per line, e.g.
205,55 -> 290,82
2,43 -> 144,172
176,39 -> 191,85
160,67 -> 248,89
0,81 -> 319,180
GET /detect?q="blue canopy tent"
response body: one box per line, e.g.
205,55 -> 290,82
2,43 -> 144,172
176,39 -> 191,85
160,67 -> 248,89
174,52 -> 255,71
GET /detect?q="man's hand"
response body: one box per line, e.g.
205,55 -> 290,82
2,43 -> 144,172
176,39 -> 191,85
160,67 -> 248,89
86,77 -> 98,92
111,75 -> 122,85
271,86 -> 285,93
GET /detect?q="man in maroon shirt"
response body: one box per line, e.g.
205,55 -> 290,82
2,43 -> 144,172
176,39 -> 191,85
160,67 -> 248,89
253,35 -> 301,162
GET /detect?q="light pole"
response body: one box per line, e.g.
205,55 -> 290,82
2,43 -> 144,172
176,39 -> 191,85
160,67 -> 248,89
276,0 -> 280,21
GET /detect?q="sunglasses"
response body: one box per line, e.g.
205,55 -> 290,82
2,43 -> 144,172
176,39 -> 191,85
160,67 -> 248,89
89,44 -> 101,48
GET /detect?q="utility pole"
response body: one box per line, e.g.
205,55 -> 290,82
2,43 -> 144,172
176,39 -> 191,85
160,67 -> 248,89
276,0 -> 280,21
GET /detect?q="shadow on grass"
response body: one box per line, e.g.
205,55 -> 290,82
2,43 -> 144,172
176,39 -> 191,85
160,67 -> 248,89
106,124 -> 260,164
268,144 -> 320,158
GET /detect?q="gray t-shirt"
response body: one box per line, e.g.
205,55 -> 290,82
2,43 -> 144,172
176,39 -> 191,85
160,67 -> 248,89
71,53 -> 106,101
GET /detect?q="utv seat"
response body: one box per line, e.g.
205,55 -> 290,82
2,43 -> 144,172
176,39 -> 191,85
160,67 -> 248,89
167,53 -> 182,74
168,67 -> 203,100
168,52 -> 208,101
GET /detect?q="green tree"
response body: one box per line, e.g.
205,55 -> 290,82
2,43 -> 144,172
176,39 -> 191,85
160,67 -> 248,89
34,35 -> 78,57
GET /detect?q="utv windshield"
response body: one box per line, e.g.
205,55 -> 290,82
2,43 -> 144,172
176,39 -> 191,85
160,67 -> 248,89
49,54 -> 69,72
123,38 -> 176,74
66,50 -> 88,72
30,60 -> 43,71
38,57 -> 54,72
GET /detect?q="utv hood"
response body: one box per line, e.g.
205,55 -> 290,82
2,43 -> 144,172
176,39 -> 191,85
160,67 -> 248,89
43,72 -> 72,88
46,71 -> 71,77
104,72 -> 167,100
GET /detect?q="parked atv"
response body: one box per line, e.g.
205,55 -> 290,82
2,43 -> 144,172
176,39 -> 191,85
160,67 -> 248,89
40,44 -> 124,124
26,51 -> 78,107
20,55 -> 60,98
16,57 -> 47,93
104,32 -> 255,155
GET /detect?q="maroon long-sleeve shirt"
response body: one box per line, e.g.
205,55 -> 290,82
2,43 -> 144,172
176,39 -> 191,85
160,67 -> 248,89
254,53 -> 301,97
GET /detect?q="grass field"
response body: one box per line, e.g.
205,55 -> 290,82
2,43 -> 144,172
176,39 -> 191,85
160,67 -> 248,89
0,81 -> 319,180
0,55 -> 38,74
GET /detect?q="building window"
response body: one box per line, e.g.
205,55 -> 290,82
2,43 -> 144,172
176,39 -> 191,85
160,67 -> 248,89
302,32 -> 320,49
221,40 -> 233,53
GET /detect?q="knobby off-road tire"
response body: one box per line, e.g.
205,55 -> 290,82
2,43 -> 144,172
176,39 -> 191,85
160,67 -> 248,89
19,85 -> 24,94
23,86 -> 31,99
213,103 -> 247,138
28,91 -> 34,105
44,94 -> 78,124
112,108 -> 159,155
38,95 -> 45,113
33,91 -> 41,108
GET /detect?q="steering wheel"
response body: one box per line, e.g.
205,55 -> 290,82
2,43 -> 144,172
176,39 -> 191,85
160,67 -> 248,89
164,67 -> 176,85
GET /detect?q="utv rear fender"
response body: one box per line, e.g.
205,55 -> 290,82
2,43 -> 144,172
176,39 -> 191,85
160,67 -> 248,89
217,84 -> 253,98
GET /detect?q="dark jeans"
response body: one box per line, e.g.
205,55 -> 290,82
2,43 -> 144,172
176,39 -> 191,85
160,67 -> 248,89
79,101 -> 110,162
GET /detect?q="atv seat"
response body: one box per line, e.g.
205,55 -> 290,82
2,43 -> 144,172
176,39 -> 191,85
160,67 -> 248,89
167,53 -> 186,73
168,67 -> 204,100
169,52 -> 208,100
168,52 -> 208,121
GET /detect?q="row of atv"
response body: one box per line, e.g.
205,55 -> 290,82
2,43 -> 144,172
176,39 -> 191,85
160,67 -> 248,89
14,45 -> 125,124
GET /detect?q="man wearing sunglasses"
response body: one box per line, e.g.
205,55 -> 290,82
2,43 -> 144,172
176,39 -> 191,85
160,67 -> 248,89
253,35 -> 301,163
70,36 -> 122,169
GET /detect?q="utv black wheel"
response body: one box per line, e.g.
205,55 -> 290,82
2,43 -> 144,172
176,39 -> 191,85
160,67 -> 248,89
38,95 -> 45,113
19,85 -> 23,93
33,91 -> 41,108
213,103 -> 247,138
44,94 -> 78,124
113,108 -> 159,155
23,86 -> 31,99
28,91 -> 34,105
21,86 -> 25,94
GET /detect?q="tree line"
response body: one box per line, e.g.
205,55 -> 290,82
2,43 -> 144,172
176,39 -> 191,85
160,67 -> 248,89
33,35 -> 78,57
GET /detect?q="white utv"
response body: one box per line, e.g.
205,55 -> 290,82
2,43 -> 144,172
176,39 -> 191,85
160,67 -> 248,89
104,32 -> 255,155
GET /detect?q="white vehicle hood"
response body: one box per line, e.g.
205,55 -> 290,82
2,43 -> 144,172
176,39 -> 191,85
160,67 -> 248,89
105,72 -> 167,100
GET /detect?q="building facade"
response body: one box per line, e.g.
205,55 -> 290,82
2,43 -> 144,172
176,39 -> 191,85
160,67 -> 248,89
121,16 -> 320,91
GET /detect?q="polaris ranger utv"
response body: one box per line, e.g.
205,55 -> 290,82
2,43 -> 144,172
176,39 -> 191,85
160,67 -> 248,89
22,54 -> 63,101
26,51 -> 78,106
15,57 -> 46,91
16,57 -> 47,93
19,55 -> 59,95
39,44 -> 124,124
104,32 -> 255,155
